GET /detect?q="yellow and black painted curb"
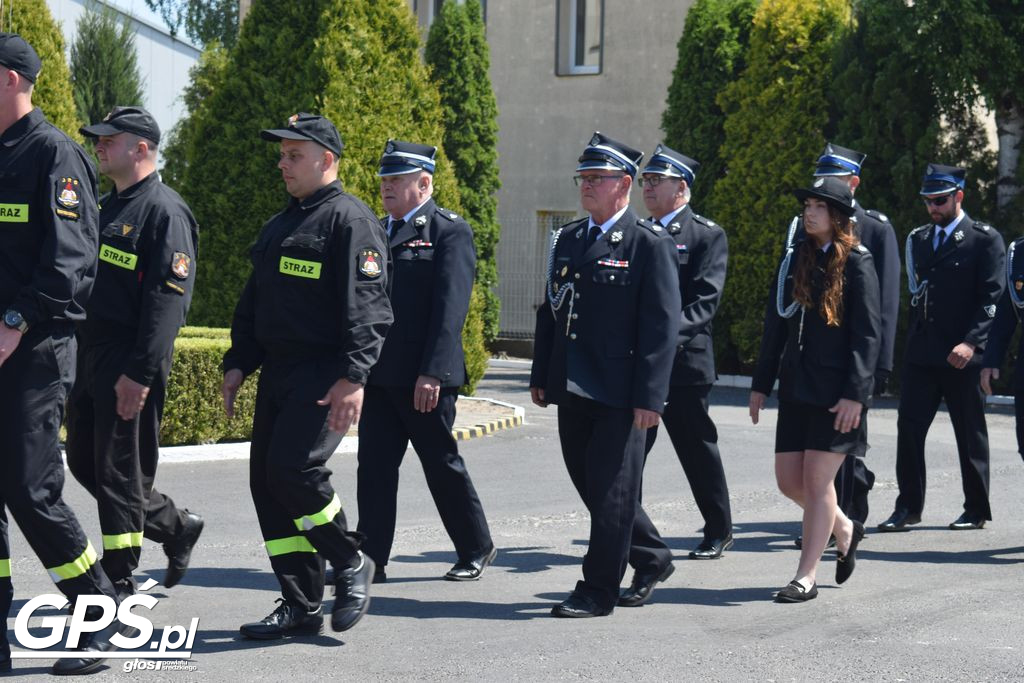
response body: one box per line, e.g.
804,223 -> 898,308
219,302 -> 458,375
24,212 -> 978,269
452,414 -> 524,441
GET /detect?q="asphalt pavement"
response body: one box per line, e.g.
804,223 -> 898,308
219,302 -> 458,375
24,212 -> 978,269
5,359 -> 1024,680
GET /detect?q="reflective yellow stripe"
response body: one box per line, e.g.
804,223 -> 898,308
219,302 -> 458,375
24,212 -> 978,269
279,256 -> 321,279
0,203 -> 28,222
99,243 -> 138,270
265,536 -> 316,557
294,494 -> 342,531
102,532 -> 143,550
0,558 -> 10,578
47,541 -> 98,582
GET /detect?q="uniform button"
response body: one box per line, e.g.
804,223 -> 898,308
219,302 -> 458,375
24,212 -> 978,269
571,313 -> 578,319
574,293 -> 581,300
570,333 -> 577,340
574,273 -> 580,280
609,275 -> 616,281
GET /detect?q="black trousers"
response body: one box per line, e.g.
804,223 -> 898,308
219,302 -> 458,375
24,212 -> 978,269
0,325 -> 116,604
66,341 -> 187,583
835,455 -> 875,524
896,362 -> 991,519
250,357 -> 361,612
1015,388 -> 1024,460
557,394 -> 648,611
356,385 -> 491,567
1,508 -> 10,659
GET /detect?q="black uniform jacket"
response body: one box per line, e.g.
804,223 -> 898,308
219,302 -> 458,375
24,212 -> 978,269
530,207 -> 681,413
223,181 -> 393,384
660,205 -> 727,387
0,108 -> 98,325
368,199 -> 474,389
753,242 -> 881,407
905,214 -> 1005,367
78,173 -> 198,386
981,236 -> 1024,389
791,201 -> 900,374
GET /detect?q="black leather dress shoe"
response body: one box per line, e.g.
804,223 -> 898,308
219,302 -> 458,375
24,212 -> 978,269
239,599 -> 323,640
949,513 -> 985,530
774,580 -> 817,603
551,592 -> 612,618
444,545 -> 497,581
876,508 -> 921,532
51,618 -> 140,675
617,563 -> 675,607
689,535 -> 734,559
163,510 -> 204,588
332,552 -> 373,632
836,520 -> 865,585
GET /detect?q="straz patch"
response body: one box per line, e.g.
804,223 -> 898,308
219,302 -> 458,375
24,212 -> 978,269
279,256 -> 321,279
359,249 -> 383,278
99,244 -> 138,270
403,240 -> 433,248
0,203 -> 28,222
56,177 -> 81,209
596,258 -> 629,268
171,252 -> 191,279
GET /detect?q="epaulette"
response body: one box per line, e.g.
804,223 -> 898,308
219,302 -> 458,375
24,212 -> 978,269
854,244 -> 869,254
973,221 -> 992,233
435,207 -> 460,221
638,218 -> 663,234
693,213 -> 718,229
910,223 -> 931,238
865,209 -> 889,223
563,216 -> 589,242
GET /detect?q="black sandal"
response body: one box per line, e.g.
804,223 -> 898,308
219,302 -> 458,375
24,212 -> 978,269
836,520 -> 865,585
774,580 -> 818,603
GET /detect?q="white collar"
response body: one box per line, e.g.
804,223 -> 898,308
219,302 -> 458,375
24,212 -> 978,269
588,205 -> 629,235
390,197 -> 432,229
658,204 -> 687,227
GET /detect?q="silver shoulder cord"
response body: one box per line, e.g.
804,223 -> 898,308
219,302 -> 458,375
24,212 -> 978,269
1008,239 -> 1024,309
775,216 -> 802,319
906,225 -> 930,307
546,227 -> 575,334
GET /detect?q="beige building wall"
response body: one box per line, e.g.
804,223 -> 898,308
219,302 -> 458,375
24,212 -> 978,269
409,0 -> 695,338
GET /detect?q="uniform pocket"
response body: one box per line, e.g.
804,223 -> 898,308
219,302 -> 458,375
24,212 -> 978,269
593,267 -> 631,286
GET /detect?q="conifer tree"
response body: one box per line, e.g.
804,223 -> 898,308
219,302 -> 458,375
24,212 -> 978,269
425,0 -> 502,344
70,6 -> 145,128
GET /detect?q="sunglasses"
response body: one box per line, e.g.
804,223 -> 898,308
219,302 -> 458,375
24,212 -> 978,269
922,194 -> 953,207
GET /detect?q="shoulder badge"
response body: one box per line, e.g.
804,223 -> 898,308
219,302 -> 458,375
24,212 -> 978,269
170,252 -> 191,279
974,221 -> 991,232
359,249 -> 383,278
434,207 -> 458,221
866,209 -> 889,223
856,244 -> 868,253
56,177 -> 81,209
693,213 -> 716,229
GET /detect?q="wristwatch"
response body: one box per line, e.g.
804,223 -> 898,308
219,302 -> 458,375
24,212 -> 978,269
3,309 -> 28,334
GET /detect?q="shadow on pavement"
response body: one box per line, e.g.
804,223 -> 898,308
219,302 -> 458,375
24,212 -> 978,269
390,546 -> 579,574
191,628 -> 344,655
860,545 -> 1024,565
368,596 -> 549,621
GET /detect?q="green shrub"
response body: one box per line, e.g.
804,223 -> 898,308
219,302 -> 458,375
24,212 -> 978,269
177,325 -> 231,339
461,287 -> 488,394
162,336 -> 257,445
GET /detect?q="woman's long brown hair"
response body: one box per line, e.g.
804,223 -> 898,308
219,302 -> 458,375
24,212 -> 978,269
792,205 -> 857,327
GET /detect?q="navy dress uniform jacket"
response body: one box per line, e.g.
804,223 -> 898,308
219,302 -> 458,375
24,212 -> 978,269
661,205 -> 727,386
753,244 -> 881,408
531,207 -> 681,412
369,199 -> 474,389
982,236 -> 1024,389
905,214 -> 1005,366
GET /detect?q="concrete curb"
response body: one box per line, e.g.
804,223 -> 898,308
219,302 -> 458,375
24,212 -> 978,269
149,395 -> 526,464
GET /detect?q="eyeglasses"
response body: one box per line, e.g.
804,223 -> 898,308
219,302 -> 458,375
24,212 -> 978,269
638,176 -> 676,188
573,174 -> 624,187
923,194 -> 952,207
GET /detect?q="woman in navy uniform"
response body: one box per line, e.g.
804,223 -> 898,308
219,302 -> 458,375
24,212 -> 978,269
981,235 -> 1024,460
750,176 -> 881,602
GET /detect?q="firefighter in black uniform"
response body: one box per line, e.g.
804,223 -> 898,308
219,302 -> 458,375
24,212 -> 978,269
66,107 -> 204,600
624,145 -> 732,609
0,32 -> 129,676
531,132 -> 680,618
356,140 -> 494,583
222,113 -> 392,639
981,235 -> 1024,458
879,164 -> 1005,532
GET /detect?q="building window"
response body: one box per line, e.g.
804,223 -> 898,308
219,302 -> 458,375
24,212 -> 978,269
556,0 -> 603,76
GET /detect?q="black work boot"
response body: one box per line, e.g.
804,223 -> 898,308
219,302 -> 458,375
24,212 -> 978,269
239,599 -> 323,640
163,511 -> 204,588
332,552 -> 373,632
51,608 -> 139,676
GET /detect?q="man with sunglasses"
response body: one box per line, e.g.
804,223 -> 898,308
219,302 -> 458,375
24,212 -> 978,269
879,164 -> 1004,532
530,132 -> 680,618
620,144 -> 732,610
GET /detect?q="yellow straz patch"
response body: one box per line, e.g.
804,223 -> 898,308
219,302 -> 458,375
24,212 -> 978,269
358,249 -> 382,278
279,256 -> 321,279
0,203 -> 28,222
99,244 -> 138,270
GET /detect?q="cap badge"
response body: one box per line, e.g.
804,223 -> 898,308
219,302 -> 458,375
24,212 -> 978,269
813,178 -> 825,188
385,140 -> 395,154
654,144 -> 663,155
954,230 -> 964,242
103,110 -> 115,121
589,133 -> 601,146
288,113 -> 299,126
